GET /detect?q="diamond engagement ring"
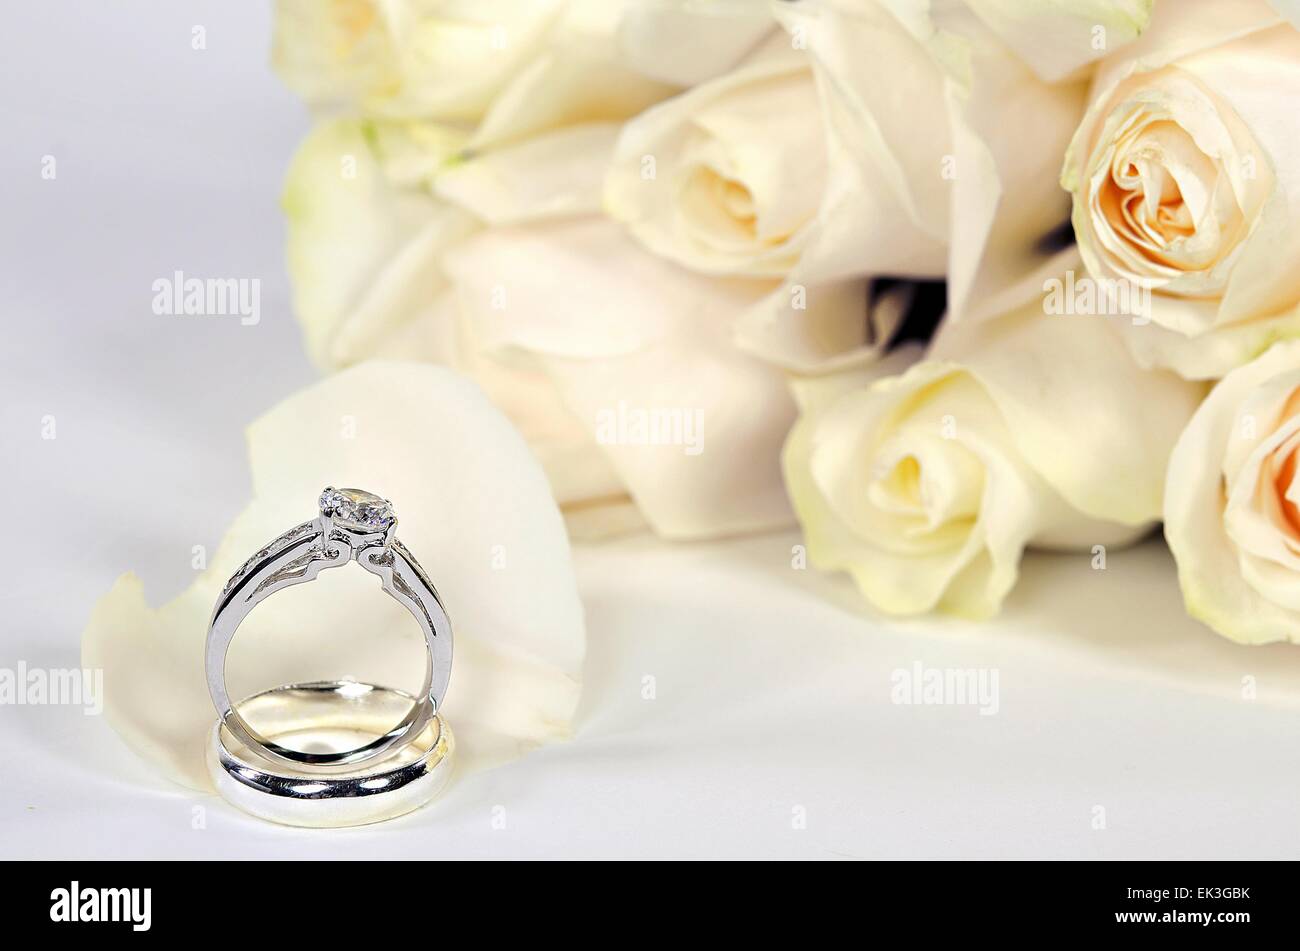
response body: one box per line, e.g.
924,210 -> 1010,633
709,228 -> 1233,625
205,487 -> 453,774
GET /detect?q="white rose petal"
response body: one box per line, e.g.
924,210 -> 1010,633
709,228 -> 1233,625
273,0 -> 691,145
467,2 -> 676,149
370,293 -> 630,516
1110,306 -> 1300,380
83,363 -> 586,789
437,122 -> 622,224
964,0 -> 1154,82
441,217 -> 798,538
775,0 -> 953,260
1272,0 -> 1300,28
945,45 -> 1082,326
868,0 -> 1093,326
272,0 -> 565,121
615,0 -> 775,86
282,118 -> 475,369
735,278 -> 913,375
932,250 -> 1207,525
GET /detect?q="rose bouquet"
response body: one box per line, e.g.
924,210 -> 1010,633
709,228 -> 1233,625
270,0 -> 1300,645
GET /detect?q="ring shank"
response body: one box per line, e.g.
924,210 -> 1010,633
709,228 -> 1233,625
204,516 -> 452,774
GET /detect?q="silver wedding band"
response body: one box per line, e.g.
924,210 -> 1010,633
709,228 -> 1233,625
208,681 -> 453,828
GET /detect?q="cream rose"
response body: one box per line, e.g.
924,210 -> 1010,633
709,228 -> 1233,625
1164,340 -> 1300,644
1063,0 -> 1300,378
606,0 -> 1152,372
604,26 -> 950,371
785,359 -> 1132,618
786,252 -> 1203,617
604,40 -> 830,280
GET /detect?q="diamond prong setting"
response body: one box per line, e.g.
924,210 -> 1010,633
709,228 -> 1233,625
319,486 -> 396,534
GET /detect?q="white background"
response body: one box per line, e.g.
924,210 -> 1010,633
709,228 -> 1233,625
4,2 -> 1300,859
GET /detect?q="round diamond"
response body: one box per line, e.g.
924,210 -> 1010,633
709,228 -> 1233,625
319,487 -> 395,532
